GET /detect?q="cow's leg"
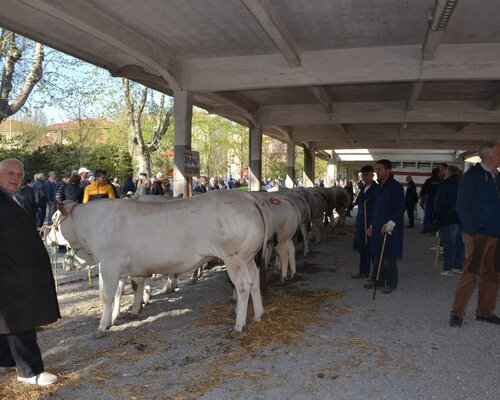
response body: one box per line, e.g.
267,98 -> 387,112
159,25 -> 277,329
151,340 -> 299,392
300,223 -> 309,256
248,259 -> 264,322
130,277 -> 146,317
188,263 -> 205,285
275,241 -> 289,283
96,268 -> 121,339
111,279 -> 126,326
287,240 -> 297,279
163,273 -> 178,293
226,264 -> 250,332
143,277 -> 151,305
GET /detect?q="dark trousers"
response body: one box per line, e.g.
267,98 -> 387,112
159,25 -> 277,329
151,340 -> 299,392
372,256 -> 399,288
358,249 -> 372,275
406,202 -> 415,227
36,205 -> 47,228
0,329 -> 44,378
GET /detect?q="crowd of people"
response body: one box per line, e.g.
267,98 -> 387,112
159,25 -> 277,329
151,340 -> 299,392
349,142 -> 500,329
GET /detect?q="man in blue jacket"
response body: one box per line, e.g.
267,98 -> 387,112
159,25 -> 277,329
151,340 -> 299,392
449,142 -> 500,327
364,159 -> 405,294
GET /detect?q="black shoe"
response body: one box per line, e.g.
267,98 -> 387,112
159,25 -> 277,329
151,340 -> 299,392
351,273 -> 369,279
449,315 -> 463,327
363,282 -> 384,289
381,287 -> 397,294
475,315 -> 500,325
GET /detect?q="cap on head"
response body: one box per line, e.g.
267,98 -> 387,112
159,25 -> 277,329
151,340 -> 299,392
78,167 -> 90,174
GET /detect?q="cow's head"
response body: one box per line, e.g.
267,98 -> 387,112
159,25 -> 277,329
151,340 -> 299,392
45,201 -> 78,248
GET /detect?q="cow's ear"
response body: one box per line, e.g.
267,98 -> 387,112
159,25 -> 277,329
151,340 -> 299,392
60,200 -> 77,217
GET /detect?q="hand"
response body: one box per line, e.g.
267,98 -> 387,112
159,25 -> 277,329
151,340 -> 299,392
382,220 -> 396,235
366,227 -> 373,237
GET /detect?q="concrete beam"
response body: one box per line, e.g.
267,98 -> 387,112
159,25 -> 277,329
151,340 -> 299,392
291,125 -> 500,143
241,0 -> 301,67
210,92 -> 258,124
489,94 -> 500,111
259,101 -> 500,126
458,123 -> 476,133
406,81 -> 424,111
311,86 -> 333,113
422,0 -> 459,60
184,44 -> 500,92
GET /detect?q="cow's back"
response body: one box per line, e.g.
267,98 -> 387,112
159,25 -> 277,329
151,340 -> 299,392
69,192 -> 266,276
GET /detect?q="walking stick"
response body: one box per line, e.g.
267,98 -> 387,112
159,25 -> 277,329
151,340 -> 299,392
433,237 -> 441,270
373,232 -> 388,301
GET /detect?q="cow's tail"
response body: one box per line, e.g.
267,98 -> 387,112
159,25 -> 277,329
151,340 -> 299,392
244,193 -> 269,272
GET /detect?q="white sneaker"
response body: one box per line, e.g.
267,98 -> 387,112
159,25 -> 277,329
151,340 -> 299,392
440,270 -> 454,276
452,269 -> 463,274
18,371 -> 58,386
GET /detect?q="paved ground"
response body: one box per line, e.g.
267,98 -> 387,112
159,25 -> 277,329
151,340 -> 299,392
1,209 -> 499,400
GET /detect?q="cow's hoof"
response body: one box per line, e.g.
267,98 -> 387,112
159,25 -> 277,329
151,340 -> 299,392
228,329 -> 242,339
186,279 -> 198,286
94,331 -> 107,340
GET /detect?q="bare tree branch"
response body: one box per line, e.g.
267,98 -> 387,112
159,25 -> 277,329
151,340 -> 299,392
0,30 -> 44,123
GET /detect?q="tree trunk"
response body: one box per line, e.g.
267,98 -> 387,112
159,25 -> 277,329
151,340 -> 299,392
0,30 -> 44,124
122,79 -> 173,177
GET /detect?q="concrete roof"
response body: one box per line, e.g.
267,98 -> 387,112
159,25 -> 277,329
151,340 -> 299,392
1,0 -> 499,159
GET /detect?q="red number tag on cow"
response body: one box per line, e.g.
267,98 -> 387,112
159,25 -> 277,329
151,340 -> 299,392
270,197 -> 280,205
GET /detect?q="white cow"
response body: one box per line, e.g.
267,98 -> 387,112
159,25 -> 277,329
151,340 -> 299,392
47,191 -> 268,338
253,192 -> 301,282
278,190 -> 311,256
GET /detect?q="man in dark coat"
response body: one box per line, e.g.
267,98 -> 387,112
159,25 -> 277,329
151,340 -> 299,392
432,165 -> 464,276
419,168 -> 441,234
364,159 -> 405,294
0,158 -> 60,386
20,177 -> 37,225
404,175 -> 418,228
32,172 -> 48,228
352,165 -> 378,279
449,142 -> 500,327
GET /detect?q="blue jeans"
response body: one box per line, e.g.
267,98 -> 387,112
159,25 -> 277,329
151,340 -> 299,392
439,223 -> 465,271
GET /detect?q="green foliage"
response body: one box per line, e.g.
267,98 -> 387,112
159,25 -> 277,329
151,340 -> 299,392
84,145 -> 133,182
0,144 -> 133,182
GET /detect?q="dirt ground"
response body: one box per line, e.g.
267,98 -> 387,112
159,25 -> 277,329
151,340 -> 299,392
1,211 -> 499,400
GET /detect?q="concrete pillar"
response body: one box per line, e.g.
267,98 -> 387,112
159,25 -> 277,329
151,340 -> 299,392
173,89 -> 193,197
325,150 -> 336,187
249,123 -> 263,191
285,141 -> 295,188
303,144 -> 315,187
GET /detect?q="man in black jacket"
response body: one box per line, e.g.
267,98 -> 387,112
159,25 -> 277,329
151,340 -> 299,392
404,175 -> 418,228
32,172 -> 47,228
0,158 -> 60,386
